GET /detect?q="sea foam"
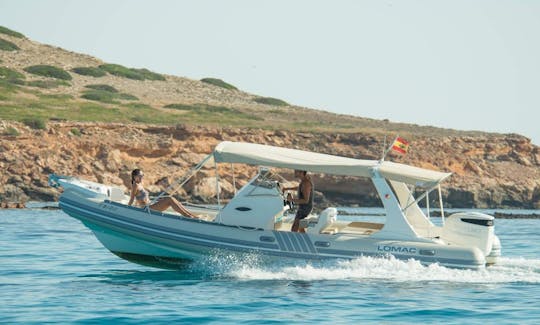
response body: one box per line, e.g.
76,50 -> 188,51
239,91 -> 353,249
223,255 -> 540,284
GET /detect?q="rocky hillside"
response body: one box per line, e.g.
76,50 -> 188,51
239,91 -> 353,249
1,121 -> 539,209
1,26 -> 539,209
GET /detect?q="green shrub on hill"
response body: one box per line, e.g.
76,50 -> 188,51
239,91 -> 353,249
253,97 -> 288,106
85,84 -> 118,93
163,104 -> 243,114
26,80 -> 70,88
6,78 -> 25,86
201,78 -> 237,90
70,128 -> 82,136
99,64 -> 165,81
0,67 -> 25,80
116,93 -> 138,100
0,67 -> 25,87
81,88 -> 138,103
132,68 -> 166,81
165,103 -> 236,113
164,103 -> 215,111
4,126 -> 20,136
24,65 -> 72,80
99,64 -> 143,80
81,90 -> 116,103
72,67 -> 106,77
98,64 -> 164,81
0,26 -> 25,38
23,118 -> 47,130
124,103 -> 151,109
163,103 -> 262,121
38,94 -> 74,102
0,38 -> 20,51
0,78 -> 21,92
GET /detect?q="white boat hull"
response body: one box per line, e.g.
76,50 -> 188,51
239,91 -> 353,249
60,190 -> 487,270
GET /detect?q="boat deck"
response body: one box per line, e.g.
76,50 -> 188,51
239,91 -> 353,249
104,198 -> 385,236
275,220 -> 384,236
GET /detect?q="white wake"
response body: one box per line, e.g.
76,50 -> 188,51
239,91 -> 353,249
222,255 -> 540,284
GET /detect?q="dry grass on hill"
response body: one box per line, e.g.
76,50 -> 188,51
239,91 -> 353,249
1,25 -> 495,139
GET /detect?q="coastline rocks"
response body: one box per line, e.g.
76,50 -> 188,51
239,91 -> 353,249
0,184 -> 29,203
185,176 -> 235,202
0,121 -> 539,209
0,201 -> 25,209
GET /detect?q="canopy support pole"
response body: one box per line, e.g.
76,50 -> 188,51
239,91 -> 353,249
405,185 -> 415,211
231,163 -> 237,195
438,184 -> 445,226
215,158 -> 221,208
380,135 -> 387,161
401,183 -> 439,215
147,153 -> 213,209
426,190 -> 431,237
426,190 -> 430,220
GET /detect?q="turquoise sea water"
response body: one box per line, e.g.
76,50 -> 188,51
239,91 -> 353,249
1,208 -> 540,324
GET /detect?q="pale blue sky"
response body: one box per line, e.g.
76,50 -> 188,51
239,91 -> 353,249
1,0 -> 539,144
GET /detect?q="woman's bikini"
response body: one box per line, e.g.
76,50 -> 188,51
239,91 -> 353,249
135,187 -> 149,204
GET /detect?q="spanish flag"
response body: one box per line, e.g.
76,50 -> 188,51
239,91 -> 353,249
392,137 -> 409,154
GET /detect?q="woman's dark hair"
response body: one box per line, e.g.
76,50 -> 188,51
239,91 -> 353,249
131,169 -> 143,185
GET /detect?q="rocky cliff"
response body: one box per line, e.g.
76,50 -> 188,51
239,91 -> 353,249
1,121 -> 538,209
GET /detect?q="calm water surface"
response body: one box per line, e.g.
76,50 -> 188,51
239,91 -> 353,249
1,208 -> 539,324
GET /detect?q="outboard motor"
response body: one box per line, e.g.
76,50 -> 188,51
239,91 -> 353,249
441,212 -> 495,256
486,235 -> 501,265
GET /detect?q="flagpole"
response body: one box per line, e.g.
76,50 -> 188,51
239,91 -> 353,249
381,135 -> 399,162
380,135 -> 387,161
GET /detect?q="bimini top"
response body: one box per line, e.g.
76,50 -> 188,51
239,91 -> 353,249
213,141 -> 451,187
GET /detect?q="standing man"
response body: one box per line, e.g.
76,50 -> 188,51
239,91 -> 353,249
283,170 -> 314,232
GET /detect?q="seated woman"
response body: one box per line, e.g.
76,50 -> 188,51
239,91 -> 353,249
128,169 -> 198,219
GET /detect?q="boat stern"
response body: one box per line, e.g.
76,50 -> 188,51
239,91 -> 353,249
441,212 -> 501,266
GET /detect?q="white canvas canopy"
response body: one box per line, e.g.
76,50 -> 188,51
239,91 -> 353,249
213,141 -> 451,187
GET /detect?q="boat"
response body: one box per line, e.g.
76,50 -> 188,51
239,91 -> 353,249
50,141 -> 501,270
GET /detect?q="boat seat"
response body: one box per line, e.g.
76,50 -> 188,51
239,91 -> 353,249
306,207 -> 337,234
342,222 -> 384,235
108,186 -> 125,201
347,222 -> 384,230
299,215 -> 318,229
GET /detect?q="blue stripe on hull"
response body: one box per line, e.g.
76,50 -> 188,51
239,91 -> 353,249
60,198 -> 323,260
316,248 -> 483,268
61,197 -> 277,249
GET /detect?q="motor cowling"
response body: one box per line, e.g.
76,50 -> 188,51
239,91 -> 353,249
441,212 -> 495,256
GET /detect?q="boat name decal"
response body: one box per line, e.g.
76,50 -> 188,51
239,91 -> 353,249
99,203 -> 118,211
377,245 -> 417,254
